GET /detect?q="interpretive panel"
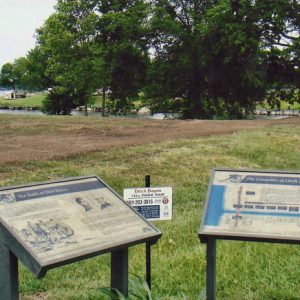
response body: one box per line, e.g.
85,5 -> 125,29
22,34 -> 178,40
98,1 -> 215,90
199,169 -> 300,242
0,176 -> 161,276
124,187 -> 172,221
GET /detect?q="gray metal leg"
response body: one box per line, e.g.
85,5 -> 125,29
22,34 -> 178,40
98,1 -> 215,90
111,248 -> 128,297
146,242 -> 151,290
0,243 -> 19,300
206,239 -> 216,300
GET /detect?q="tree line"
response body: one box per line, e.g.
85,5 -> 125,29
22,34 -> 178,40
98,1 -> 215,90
1,0 -> 299,118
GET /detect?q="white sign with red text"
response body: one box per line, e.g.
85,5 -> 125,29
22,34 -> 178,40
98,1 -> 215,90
123,187 -> 172,221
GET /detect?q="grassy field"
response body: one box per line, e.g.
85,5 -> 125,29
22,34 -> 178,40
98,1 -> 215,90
0,94 -> 108,109
0,94 -> 45,108
0,119 -> 300,299
1,93 -> 299,112
258,100 -> 300,110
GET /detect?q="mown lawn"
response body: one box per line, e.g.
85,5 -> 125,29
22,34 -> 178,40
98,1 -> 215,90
257,100 -> 300,110
1,93 -> 299,112
0,94 -> 45,108
0,94 -> 109,110
0,121 -> 300,299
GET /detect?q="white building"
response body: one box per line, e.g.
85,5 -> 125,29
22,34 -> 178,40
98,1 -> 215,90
4,91 -> 15,99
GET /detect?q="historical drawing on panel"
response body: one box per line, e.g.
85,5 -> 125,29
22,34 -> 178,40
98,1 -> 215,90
0,193 -> 15,204
20,219 -> 75,252
96,196 -> 112,210
75,197 -> 93,212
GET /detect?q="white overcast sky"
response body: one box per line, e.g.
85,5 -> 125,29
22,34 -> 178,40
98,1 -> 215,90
0,0 -> 57,68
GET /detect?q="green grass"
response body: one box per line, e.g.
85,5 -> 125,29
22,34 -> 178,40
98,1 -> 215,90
0,94 -> 45,108
0,121 -> 300,299
90,95 -> 142,110
257,100 -> 300,110
90,95 -> 104,108
0,94 -> 120,110
1,94 -> 298,112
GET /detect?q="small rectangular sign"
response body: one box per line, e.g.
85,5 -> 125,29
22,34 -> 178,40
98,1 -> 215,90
199,169 -> 300,243
123,187 -> 172,221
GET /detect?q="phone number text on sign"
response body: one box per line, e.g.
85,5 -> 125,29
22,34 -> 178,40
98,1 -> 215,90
123,187 -> 172,221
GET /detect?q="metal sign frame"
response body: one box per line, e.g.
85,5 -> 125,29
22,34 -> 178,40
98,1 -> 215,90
198,168 -> 300,300
199,168 -> 300,244
0,176 -> 162,300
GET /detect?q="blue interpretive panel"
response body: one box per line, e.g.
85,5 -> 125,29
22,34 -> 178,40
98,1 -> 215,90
199,169 -> 300,243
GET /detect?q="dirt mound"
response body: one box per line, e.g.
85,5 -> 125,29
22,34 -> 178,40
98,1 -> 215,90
1,115 -> 299,164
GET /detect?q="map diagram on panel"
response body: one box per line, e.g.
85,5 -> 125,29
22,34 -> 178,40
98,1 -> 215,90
199,170 -> 300,242
0,177 -> 161,275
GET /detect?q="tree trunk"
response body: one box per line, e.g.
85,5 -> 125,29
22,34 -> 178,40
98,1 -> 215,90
84,102 -> 88,116
102,87 -> 106,117
13,82 -> 16,99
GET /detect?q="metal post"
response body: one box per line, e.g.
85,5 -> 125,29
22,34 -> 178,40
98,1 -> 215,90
206,239 -> 216,300
146,242 -> 151,289
145,175 -> 151,289
111,248 -> 128,297
145,175 -> 150,189
0,243 -> 19,300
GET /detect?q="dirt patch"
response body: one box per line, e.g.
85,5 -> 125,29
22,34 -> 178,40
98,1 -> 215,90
1,115 -> 299,164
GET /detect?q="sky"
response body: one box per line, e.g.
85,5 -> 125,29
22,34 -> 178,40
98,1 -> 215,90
0,0 -> 57,68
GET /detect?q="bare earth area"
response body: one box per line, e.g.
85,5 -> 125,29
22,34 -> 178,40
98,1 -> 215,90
1,115 -> 299,164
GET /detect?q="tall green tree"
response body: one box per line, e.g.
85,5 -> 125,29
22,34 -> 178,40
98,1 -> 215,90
0,50 -> 52,93
258,0 -> 300,106
36,0 -> 105,115
146,0 -> 265,118
25,46 -> 53,91
94,0 -> 150,114
0,58 -> 33,93
203,0 -> 266,117
146,0 -> 299,118
33,0 -> 150,115
0,63 -> 16,92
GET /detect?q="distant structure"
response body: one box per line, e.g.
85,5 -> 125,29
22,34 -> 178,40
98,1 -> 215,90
4,91 -> 26,100
4,91 -> 15,99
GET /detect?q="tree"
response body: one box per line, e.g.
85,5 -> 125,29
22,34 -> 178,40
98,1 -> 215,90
33,0 -> 150,115
35,0 -> 104,115
94,0 -> 150,114
264,47 -> 299,108
145,0 -> 265,118
24,0 -> 298,117
258,0 -> 300,106
203,0 -> 266,117
0,50 -> 52,93
0,58 -> 33,94
0,63 -> 16,93
25,46 -> 53,91
146,0 -> 299,118
43,86 -> 75,115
